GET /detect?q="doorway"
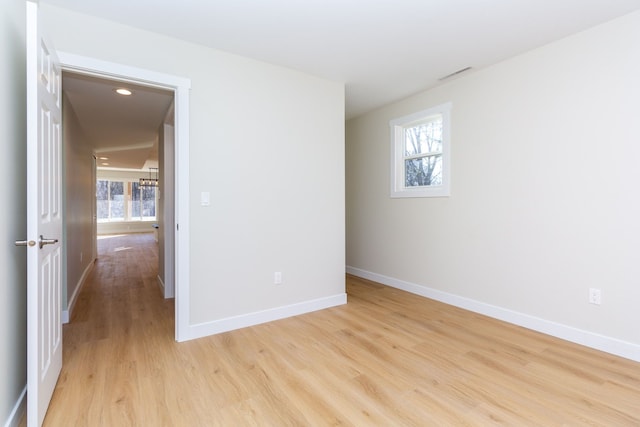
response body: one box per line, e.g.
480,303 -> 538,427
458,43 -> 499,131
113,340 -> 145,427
58,53 -> 191,341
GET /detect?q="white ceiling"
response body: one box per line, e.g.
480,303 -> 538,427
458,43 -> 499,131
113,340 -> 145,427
62,72 -> 173,170
47,0 -> 640,118
52,0 -> 640,169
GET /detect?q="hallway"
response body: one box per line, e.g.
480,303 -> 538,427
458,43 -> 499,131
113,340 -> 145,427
62,233 -> 171,350
44,233 -> 175,425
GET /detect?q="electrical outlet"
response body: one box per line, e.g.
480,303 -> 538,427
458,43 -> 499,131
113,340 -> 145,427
588,288 -> 601,305
274,272 -> 282,285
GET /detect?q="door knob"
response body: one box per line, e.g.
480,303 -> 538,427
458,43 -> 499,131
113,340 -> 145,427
39,235 -> 58,249
15,239 -> 36,247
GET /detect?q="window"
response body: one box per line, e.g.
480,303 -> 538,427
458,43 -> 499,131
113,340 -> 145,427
97,179 -> 157,222
131,182 -> 156,220
390,102 -> 451,198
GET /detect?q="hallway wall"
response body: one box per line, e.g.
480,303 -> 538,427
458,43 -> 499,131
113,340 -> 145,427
158,120 -> 175,298
63,94 -> 96,316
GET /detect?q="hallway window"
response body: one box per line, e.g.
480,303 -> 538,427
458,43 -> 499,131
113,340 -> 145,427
97,179 -> 156,222
97,180 -> 124,221
109,181 -> 125,219
131,182 -> 156,220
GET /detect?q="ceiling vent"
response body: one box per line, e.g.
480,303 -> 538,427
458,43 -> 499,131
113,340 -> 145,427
439,66 -> 472,81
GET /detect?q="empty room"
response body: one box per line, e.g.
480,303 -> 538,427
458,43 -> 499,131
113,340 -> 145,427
2,0 -> 640,426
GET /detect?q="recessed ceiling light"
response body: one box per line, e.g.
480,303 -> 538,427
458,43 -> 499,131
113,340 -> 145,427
115,88 -> 132,96
98,156 -> 109,160
102,162 -> 110,166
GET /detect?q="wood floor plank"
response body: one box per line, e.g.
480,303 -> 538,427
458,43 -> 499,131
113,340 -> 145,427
33,233 -> 640,426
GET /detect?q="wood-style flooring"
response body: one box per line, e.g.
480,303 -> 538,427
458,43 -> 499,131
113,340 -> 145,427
38,233 -> 640,426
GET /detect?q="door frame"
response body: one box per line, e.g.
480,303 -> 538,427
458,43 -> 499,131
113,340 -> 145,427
58,52 -> 191,341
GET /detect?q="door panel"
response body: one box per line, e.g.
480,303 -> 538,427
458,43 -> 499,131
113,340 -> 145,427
26,2 -> 63,426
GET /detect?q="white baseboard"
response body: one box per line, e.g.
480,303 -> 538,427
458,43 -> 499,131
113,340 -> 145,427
346,266 -> 640,362
157,275 -> 174,299
179,293 -> 347,342
62,259 -> 95,324
3,386 -> 26,427
157,275 -> 165,295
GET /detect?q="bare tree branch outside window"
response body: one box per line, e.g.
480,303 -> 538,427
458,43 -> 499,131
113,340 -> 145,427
404,117 -> 443,187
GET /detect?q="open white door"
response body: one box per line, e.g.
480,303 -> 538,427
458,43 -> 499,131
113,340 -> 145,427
26,1 -> 63,425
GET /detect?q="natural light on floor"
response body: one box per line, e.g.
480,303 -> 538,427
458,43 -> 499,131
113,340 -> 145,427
97,234 -> 127,240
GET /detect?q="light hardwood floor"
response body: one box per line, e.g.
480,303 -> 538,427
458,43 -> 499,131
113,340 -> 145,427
36,233 -> 639,426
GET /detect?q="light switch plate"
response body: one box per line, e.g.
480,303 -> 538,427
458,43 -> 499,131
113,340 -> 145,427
200,191 -> 210,206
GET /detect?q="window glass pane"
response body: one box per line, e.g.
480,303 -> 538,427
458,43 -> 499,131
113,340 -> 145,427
109,181 -> 124,220
96,180 -> 109,220
131,182 -> 141,219
404,117 -> 443,156
405,155 -> 442,187
131,182 -> 141,201
141,186 -> 156,219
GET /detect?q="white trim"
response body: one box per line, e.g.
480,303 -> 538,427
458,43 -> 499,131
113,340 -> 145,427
56,52 -> 191,342
180,294 -> 347,341
62,260 -> 95,324
346,266 -> 640,362
173,78 -> 190,342
56,52 -> 190,90
3,386 -> 26,427
157,275 -> 165,295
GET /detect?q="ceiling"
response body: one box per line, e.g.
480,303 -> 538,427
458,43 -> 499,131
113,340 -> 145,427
53,0 -> 640,169
63,72 -> 173,170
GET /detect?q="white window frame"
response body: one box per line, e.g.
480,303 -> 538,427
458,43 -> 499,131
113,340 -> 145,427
390,102 -> 451,198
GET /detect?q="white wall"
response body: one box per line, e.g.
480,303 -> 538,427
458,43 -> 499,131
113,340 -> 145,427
40,4 -> 345,332
98,169 -> 152,181
97,221 -> 158,235
0,0 -> 27,425
63,95 -> 96,315
346,11 -> 640,360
